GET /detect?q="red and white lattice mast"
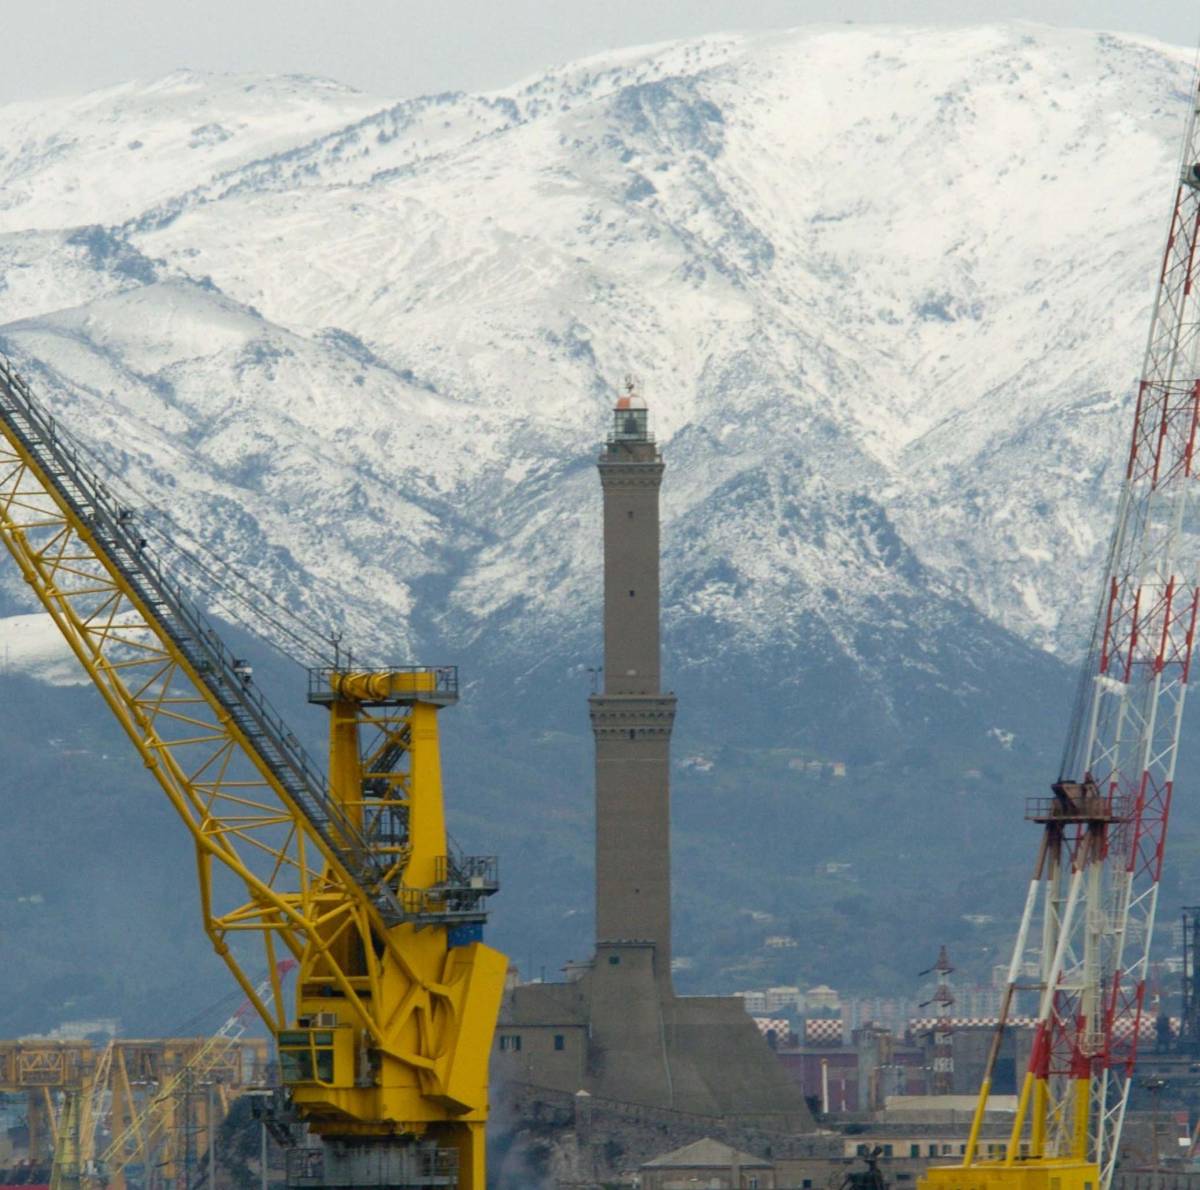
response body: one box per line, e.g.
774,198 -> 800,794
923,67 -> 1200,1190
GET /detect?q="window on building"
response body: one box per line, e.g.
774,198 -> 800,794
928,1145 -> 937,1157
749,1179 -> 759,1190
608,955 -> 620,965
498,1035 -> 522,1052
883,1145 -> 893,1158
910,1145 -> 919,1158
857,1145 -> 869,1157
554,1034 -> 565,1051
803,1180 -> 813,1188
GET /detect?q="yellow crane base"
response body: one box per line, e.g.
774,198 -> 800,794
921,1160 -> 1102,1190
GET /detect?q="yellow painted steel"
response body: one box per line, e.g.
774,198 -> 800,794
922,1160 -> 1101,1190
963,1076 -> 991,1166
0,1036 -> 274,1188
49,1089 -> 82,1190
1073,1079 -> 1090,1160
919,1068 -> 1101,1190
1005,1071 -> 1036,1165
0,369 -> 506,1187
920,1065 -> 1101,1190
101,1029 -> 267,1187
1031,1079 -> 1047,1158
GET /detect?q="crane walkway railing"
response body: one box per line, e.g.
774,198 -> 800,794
0,356 -> 406,925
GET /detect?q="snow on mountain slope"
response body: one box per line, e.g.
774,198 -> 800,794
0,72 -> 383,234
4,22 -> 1196,1016
0,614 -> 88,685
0,22 -> 1189,698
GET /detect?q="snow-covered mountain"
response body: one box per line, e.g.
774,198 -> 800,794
1,24 -> 1186,662
0,23 -> 1195,1026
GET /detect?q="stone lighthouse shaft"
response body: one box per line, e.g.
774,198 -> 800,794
492,381 -> 815,1128
589,382 -> 678,984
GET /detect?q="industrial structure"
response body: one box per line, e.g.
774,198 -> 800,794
1179,907 -> 1200,1054
921,70 -> 1200,1190
0,358 -> 507,1189
0,1032 -> 272,1188
920,948 -> 956,1097
494,384 -> 815,1129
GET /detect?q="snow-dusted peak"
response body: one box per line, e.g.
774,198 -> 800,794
0,70 -> 385,234
0,21 -> 1193,666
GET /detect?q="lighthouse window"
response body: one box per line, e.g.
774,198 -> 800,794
629,589 -> 635,596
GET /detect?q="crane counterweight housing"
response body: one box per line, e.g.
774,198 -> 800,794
0,357 -> 506,1190
921,71 -> 1200,1190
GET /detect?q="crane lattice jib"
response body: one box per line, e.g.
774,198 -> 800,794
923,78 -> 1200,1190
0,358 -> 396,918
0,356 -> 506,1188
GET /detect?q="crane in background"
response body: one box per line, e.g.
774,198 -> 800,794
0,358 -> 506,1190
922,62 -> 1200,1190
0,1034 -> 271,1189
97,961 -> 295,1190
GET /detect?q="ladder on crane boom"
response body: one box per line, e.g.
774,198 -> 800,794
921,58 -> 1200,1190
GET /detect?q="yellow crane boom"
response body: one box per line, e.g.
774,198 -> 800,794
0,356 -> 506,1189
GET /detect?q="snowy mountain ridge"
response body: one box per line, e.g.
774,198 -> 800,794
5,21 -> 1200,1018
0,20 -> 1190,701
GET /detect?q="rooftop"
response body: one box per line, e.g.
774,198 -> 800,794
643,1137 -> 772,1169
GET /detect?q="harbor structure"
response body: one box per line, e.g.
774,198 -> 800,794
495,383 -> 814,1128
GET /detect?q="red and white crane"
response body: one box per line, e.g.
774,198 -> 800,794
924,66 -> 1200,1190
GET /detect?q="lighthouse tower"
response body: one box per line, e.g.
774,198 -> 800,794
494,381 -> 815,1133
591,380 -> 677,984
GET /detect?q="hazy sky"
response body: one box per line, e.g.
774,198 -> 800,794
5,0 -> 1200,104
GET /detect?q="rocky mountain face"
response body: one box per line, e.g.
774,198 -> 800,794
0,23 -> 1196,1032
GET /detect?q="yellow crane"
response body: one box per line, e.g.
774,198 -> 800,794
54,1041 -> 114,1190
0,1040 -> 96,1181
0,356 -> 506,1189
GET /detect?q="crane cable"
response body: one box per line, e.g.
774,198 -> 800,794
48,411 -> 341,670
